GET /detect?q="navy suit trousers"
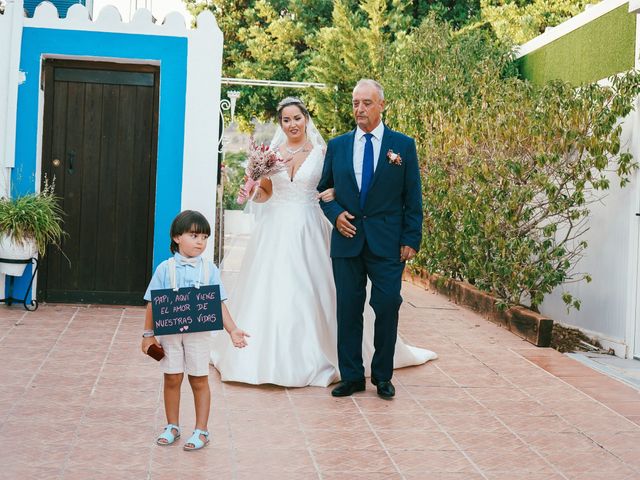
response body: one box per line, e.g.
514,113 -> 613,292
332,243 -> 405,382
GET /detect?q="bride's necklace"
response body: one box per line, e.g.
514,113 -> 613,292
285,141 -> 307,155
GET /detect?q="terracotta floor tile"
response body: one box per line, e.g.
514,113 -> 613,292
297,412 -> 369,431
233,448 -> 316,473
483,474 -> 566,480
431,414 -> 505,433
389,449 -> 477,473
518,431 -> 599,454
304,429 -> 382,450
322,473 -> 401,480
62,467 -> 149,480
606,401 -> 640,416
0,465 -> 63,480
418,398 -> 487,415
464,446 -> 554,473
2,286 -> 640,479
291,395 -> 361,413
403,474 -> 485,480
543,450 -> 637,475
561,414 -> 640,433
464,386 -> 530,402
449,431 -> 524,451
354,396 -> 423,414
234,472 -> 318,480
366,413 -> 439,431
313,448 -> 396,473
377,429 -> 456,451
498,414 -> 578,434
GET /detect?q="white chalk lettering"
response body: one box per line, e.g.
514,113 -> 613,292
196,291 -> 216,301
197,313 -> 216,324
173,292 -> 191,302
153,294 -> 169,305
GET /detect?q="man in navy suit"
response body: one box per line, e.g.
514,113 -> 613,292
318,79 -> 423,399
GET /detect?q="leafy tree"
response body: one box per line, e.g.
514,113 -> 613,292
185,0 -> 334,130
472,0 -> 589,44
307,0 -> 405,137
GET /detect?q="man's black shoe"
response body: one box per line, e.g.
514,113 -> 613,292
331,380 -> 366,397
376,380 -> 395,399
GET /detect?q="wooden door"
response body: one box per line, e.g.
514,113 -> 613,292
39,60 -> 159,305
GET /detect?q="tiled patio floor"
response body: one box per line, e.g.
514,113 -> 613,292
1,281 -> 640,479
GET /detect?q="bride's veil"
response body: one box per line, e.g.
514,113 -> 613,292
218,115 -> 326,297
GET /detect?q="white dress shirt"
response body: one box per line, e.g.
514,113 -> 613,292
353,121 -> 385,190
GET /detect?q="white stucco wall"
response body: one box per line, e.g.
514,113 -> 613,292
0,0 -> 23,191
540,112 -> 639,357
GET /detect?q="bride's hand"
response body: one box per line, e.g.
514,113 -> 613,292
237,178 -> 260,203
318,188 -> 335,202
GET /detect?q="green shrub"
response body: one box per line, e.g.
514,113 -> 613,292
0,178 -> 65,255
222,151 -> 248,211
386,17 -> 640,310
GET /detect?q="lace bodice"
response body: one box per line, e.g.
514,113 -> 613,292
269,146 -> 324,205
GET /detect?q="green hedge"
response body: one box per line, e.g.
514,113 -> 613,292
518,4 -> 635,86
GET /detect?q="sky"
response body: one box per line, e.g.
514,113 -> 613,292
91,0 -> 192,24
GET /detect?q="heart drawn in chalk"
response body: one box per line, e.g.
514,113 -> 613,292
179,326 -> 190,332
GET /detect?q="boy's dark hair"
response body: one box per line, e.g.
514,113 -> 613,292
170,210 -> 211,254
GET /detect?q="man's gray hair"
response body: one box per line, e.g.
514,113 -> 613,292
353,79 -> 384,100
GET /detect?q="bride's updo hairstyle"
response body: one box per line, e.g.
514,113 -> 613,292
276,97 -> 310,124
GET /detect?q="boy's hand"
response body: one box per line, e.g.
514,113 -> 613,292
141,336 -> 160,354
229,328 -> 250,348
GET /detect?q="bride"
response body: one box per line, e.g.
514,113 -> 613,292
210,97 -> 436,387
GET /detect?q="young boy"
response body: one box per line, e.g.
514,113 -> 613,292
141,210 -> 249,451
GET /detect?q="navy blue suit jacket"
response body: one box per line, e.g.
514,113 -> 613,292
318,125 -> 423,258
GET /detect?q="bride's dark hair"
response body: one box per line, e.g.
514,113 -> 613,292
276,97 -> 310,124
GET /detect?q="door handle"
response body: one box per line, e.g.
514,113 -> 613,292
68,151 -> 75,175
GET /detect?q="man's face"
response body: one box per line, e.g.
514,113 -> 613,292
352,84 -> 384,133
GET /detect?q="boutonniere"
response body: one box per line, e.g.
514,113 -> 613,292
387,149 -> 402,166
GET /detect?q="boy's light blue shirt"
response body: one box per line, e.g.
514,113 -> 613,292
143,252 -> 228,302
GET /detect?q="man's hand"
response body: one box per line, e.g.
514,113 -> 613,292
400,245 -> 417,262
230,328 -> 250,348
336,211 -> 356,238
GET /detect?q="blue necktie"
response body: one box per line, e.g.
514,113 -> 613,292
360,133 -> 374,209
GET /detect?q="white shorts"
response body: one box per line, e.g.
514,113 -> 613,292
158,332 -> 211,376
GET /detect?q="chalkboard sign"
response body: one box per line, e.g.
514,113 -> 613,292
151,285 -> 223,336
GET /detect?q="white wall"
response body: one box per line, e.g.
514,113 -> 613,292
92,0 -> 191,23
540,113 -> 638,356
0,0 -> 23,193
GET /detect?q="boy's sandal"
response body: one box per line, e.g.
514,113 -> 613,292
156,424 -> 181,446
183,429 -> 210,451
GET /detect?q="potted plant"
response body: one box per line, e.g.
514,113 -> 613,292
0,178 -> 64,276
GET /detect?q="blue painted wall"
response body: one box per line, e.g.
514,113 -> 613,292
13,27 -> 188,300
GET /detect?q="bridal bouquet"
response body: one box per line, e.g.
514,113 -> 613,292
237,138 -> 288,204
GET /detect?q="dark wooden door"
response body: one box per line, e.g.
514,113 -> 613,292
39,60 -> 159,305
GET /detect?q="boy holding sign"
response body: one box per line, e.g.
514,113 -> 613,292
141,210 -> 249,451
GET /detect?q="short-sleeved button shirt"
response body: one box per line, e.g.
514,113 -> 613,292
144,252 -> 228,302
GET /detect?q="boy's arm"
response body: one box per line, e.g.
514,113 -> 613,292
141,303 -> 160,353
221,302 -> 250,348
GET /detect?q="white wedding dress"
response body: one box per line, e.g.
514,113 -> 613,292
210,144 -> 436,387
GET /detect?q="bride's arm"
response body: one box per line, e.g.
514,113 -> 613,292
251,178 -> 273,203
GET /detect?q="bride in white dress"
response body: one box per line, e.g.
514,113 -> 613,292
210,97 -> 436,387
